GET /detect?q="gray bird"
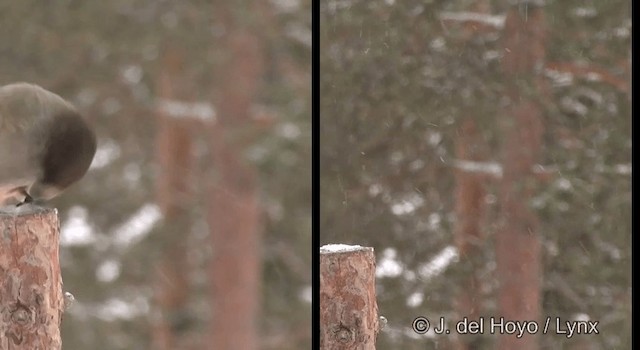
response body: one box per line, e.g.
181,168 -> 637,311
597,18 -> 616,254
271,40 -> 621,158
0,82 -> 96,207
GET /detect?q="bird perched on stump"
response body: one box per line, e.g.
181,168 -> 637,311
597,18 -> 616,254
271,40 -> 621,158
0,82 -> 96,207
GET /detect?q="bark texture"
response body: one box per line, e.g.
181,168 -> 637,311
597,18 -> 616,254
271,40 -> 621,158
0,207 -> 63,350
320,246 -> 379,350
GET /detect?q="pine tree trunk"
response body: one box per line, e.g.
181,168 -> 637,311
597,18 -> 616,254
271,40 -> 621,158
452,118 -> 487,350
320,246 -> 379,350
151,46 -> 195,350
208,16 -> 264,349
496,3 -> 547,350
0,207 -> 64,350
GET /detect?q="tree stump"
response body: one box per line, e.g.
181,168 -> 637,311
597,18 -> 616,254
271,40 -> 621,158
0,206 -> 64,350
320,244 -> 379,350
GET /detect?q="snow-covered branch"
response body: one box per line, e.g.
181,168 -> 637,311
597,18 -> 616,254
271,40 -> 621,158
155,98 -> 217,122
452,159 -> 630,178
451,159 -> 503,177
451,159 -> 562,179
438,11 -> 506,29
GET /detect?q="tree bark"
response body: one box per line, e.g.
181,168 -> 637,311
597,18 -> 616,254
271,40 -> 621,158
208,25 -> 264,350
495,3 -> 547,350
151,46 -> 195,350
0,207 -> 64,350
320,246 -> 379,350
452,118 -> 487,350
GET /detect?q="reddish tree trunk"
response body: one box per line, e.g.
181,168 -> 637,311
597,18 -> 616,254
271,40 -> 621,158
452,118 -> 486,350
208,28 -> 264,350
151,47 -> 194,350
495,4 -> 547,350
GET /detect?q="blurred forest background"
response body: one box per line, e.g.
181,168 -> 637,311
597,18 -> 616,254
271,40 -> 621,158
0,1 -> 311,349
320,0 -> 630,349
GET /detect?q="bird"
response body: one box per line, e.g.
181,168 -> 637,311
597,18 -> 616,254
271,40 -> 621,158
0,82 -> 96,207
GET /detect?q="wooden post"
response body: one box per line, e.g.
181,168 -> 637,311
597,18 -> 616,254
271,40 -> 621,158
0,206 -> 64,350
320,245 -> 379,350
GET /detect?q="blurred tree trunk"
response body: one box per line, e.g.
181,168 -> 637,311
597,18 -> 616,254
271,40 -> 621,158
208,4 -> 265,349
452,118 -> 486,350
152,47 -> 194,350
450,3 -> 491,348
495,3 -> 547,350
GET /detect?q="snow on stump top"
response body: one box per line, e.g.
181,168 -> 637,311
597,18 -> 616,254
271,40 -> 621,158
320,244 -> 371,254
